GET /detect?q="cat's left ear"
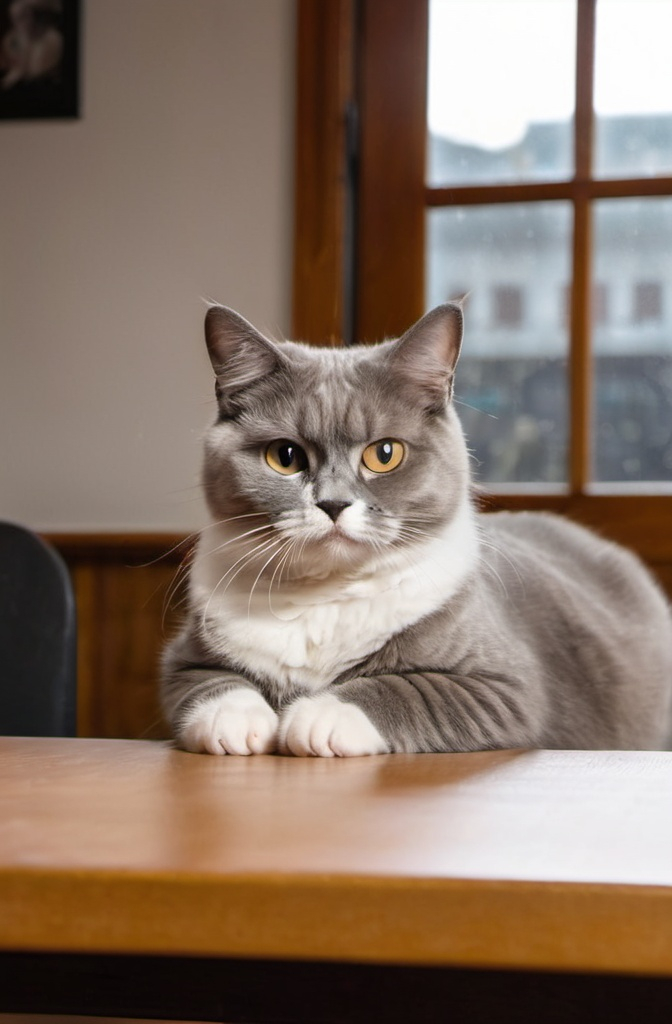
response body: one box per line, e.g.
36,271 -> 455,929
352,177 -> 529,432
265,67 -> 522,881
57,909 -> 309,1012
204,305 -> 287,416
387,303 -> 463,413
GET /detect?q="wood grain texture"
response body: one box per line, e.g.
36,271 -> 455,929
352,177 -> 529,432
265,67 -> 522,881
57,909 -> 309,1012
48,535 -> 190,740
291,0 -> 356,345
44,511 -> 672,744
1,739 -> 672,976
426,176 -> 672,207
355,0 -> 428,342
479,494 -> 672,575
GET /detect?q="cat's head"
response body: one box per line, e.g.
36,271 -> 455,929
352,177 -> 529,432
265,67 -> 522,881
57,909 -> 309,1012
201,304 -> 472,575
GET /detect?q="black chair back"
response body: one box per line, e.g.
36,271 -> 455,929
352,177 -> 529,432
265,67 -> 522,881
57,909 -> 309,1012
0,521 -> 77,736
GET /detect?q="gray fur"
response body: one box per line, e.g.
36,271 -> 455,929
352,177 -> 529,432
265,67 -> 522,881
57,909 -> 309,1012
162,304 -> 672,753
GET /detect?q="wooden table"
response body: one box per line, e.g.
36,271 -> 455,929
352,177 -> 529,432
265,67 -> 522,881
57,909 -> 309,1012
1,738 -> 672,1022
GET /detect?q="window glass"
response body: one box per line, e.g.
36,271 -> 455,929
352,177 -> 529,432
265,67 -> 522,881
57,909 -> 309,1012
592,198 -> 672,484
427,0 -> 576,186
594,0 -> 672,178
593,282 -> 609,327
427,203 -> 572,485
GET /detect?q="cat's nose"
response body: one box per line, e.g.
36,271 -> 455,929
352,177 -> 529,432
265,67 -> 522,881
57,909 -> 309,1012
317,500 -> 351,522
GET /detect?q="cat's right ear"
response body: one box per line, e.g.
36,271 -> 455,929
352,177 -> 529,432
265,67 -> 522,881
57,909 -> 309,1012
387,302 -> 464,414
204,305 -> 286,417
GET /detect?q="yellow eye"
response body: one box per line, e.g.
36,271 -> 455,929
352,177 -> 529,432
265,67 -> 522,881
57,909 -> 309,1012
265,439 -> 308,476
362,439 -> 405,474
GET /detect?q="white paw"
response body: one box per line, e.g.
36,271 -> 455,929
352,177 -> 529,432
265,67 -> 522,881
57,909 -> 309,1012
179,687 -> 279,755
279,692 -> 389,757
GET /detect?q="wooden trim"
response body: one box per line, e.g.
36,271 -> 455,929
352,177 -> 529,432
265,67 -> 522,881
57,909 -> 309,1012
355,0 -> 428,342
44,532 -> 189,563
585,176 -> 672,199
480,493 -> 672,564
427,182 -> 574,206
70,561 -> 97,737
291,0 -> 356,345
426,177 -> 672,208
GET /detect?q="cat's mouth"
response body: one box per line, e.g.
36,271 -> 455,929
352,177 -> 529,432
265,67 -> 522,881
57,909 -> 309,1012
296,519 -> 372,555
324,524 -> 365,546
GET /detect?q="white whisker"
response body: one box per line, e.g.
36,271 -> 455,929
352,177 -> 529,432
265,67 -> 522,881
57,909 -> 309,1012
269,537 -> 298,598
207,522 -> 276,558
247,537 -> 294,619
478,533 -> 523,595
201,534 -> 285,629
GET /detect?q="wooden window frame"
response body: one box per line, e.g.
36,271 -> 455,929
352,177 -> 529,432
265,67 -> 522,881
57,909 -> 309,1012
292,0 -> 672,594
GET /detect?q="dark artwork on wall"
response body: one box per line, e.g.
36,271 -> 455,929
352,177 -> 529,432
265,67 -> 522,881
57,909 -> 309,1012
0,0 -> 79,119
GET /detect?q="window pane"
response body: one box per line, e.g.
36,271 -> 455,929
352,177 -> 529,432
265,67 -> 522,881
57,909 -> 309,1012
427,203 -> 572,485
592,199 -> 672,484
427,0 -> 576,186
594,0 -> 672,178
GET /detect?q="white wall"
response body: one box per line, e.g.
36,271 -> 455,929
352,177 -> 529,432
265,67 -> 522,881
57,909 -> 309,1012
0,0 -> 296,531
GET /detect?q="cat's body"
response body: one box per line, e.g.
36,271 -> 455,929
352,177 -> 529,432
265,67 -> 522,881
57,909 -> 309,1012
162,304 -> 672,756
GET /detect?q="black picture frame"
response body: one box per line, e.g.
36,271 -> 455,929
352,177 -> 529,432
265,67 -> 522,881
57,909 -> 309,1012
0,0 -> 80,120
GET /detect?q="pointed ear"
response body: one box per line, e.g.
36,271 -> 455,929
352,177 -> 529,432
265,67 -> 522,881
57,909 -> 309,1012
387,303 -> 463,413
204,305 -> 286,416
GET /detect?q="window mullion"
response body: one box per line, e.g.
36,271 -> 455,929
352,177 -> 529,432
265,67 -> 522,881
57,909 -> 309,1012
569,0 -> 597,493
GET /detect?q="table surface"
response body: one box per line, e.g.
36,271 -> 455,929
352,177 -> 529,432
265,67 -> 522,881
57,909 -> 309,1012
1,738 -> 672,976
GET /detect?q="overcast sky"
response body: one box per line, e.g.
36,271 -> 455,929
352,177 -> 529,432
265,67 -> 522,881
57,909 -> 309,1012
428,0 -> 672,149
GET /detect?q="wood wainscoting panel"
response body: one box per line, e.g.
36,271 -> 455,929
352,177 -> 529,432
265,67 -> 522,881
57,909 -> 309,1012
48,534 -> 191,740
46,515 -> 672,741
481,494 -> 672,603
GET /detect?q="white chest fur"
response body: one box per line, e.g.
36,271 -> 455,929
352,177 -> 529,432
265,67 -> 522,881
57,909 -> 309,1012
190,505 -> 478,693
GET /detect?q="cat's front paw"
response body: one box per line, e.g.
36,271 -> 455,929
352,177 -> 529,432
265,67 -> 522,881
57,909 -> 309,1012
279,692 -> 389,757
178,687 -> 279,755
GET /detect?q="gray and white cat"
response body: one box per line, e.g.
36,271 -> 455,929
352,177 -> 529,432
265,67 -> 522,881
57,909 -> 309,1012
161,303 -> 672,756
